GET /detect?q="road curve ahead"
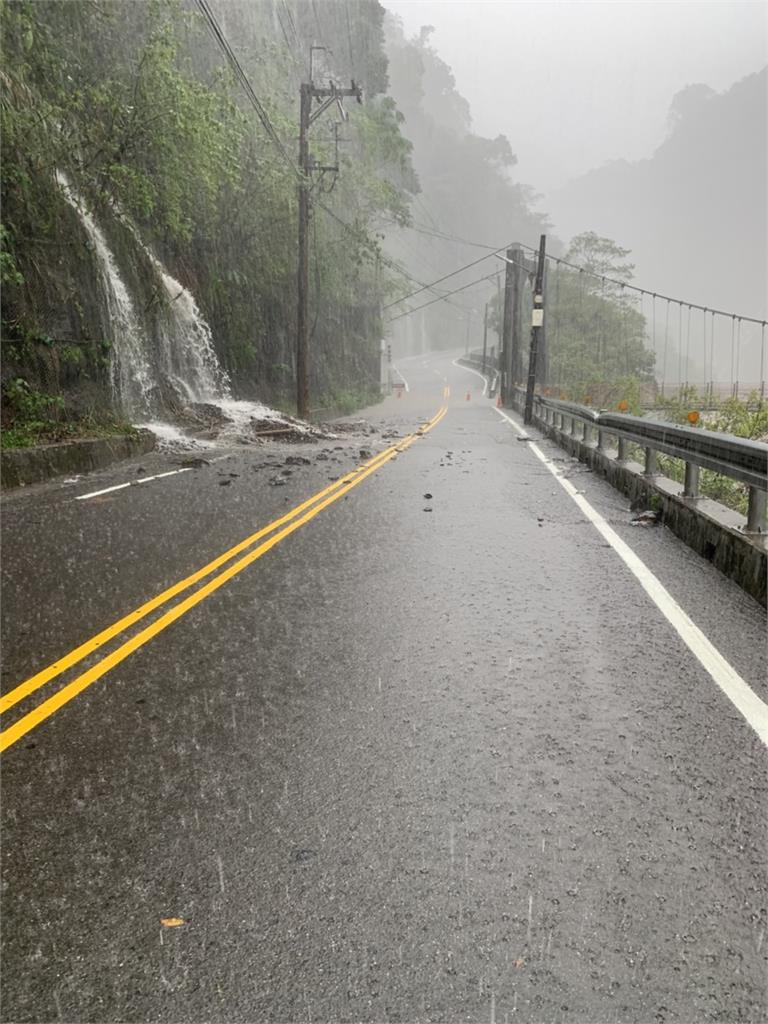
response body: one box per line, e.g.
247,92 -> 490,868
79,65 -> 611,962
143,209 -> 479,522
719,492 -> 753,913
2,351 -> 766,1023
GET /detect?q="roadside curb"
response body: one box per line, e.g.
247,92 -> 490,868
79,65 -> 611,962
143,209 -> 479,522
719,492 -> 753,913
1,430 -> 156,490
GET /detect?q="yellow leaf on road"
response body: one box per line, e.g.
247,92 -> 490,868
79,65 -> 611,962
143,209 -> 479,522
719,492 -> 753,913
160,917 -> 185,927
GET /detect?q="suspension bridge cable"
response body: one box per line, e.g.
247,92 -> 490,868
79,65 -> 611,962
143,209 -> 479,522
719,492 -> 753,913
512,241 -> 767,328
383,218 -> 767,328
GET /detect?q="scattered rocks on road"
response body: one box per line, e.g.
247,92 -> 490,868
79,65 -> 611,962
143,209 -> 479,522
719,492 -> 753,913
631,510 -> 660,527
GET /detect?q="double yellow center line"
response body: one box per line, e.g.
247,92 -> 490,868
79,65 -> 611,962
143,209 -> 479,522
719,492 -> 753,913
0,406 -> 447,753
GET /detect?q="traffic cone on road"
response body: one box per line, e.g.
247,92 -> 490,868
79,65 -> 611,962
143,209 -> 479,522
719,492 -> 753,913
466,390 -> 471,401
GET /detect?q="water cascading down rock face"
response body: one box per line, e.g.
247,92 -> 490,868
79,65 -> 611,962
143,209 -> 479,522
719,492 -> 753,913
144,252 -> 232,406
56,171 -> 159,419
55,172 -> 300,445
56,171 -> 232,417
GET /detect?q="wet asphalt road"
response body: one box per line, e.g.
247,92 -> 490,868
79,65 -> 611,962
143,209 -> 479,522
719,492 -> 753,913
1,353 -> 766,1024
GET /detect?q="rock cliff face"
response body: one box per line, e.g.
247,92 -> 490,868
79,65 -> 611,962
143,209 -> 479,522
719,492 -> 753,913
3,177 -> 232,425
1,0 -> 404,440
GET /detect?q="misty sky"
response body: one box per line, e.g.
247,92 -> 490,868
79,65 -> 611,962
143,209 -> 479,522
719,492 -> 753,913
385,0 -> 767,197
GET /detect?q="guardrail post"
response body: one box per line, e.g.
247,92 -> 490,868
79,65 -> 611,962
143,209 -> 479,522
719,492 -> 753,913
644,447 -> 658,476
570,416 -> 577,437
617,438 -> 629,462
682,462 -> 700,499
583,422 -> 591,444
597,429 -> 606,452
745,487 -> 767,533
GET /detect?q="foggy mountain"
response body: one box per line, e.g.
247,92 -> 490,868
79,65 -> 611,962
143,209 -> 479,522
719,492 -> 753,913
382,16 -> 550,357
548,69 -> 767,321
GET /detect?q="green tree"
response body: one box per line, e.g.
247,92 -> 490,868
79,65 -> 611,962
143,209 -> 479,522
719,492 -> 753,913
546,233 -> 655,403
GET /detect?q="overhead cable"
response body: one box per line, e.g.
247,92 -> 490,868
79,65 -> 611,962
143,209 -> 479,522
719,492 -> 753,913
194,0 -> 301,181
386,270 -> 503,323
383,244 -> 513,310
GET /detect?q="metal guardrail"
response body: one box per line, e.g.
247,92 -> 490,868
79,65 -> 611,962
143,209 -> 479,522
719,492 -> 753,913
517,390 -> 768,533
458,356 -> 768,529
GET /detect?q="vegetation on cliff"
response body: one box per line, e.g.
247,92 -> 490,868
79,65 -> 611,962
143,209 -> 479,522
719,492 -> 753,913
1,0 -> 419,439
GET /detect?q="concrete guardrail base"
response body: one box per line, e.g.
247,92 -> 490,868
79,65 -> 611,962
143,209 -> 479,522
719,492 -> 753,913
1,430 -> 156,490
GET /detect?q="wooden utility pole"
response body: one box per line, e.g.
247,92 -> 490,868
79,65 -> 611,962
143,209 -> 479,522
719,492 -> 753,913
296,63 -> 362,420
524,234 -> 547,425
510,244 -> 525,388
296,82 -> 312,421
481,302 -> 488,376
538,261 -> 548,389
501,248 -> 515,404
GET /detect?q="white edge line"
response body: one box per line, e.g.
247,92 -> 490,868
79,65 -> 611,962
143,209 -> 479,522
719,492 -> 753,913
494,405 -> 768,747
392,366 -> 410,392
75,467 -> 192,501
452,358 -> 488,397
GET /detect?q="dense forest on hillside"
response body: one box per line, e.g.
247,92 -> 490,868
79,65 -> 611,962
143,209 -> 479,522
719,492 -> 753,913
1,0 -> 663,447
382,19 -> 550,356
1,0 -> 422,438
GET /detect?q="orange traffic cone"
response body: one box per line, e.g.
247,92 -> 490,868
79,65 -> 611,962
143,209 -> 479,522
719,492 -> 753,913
466,390 -> 471,401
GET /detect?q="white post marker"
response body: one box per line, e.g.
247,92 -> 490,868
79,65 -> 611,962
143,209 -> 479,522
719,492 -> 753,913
495,405 -> 768,747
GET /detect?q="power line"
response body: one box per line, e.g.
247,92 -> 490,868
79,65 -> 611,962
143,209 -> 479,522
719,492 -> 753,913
195,0 -> 438,309
194,0 -> 301,182
383,242 -> 514,310
193,9 -> 765,334
318,203 -> 429,284
391,213 -> 768,328
406,220 -> 499,251
386,269 -> 503,323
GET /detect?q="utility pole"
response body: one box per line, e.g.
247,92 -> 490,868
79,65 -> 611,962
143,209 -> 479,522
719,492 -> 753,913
524,234 -> 546,425
539,261 -> 548,389
296,52 -> 362,420
510,244 -> 525,388
501,248 -> 515,405
296,81 -> 312,421
482,302 -> 488,376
